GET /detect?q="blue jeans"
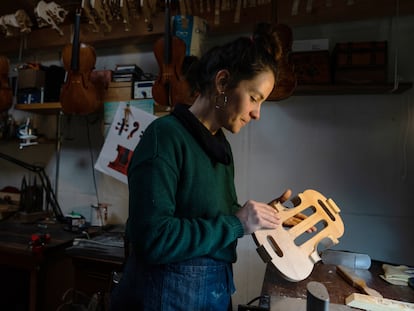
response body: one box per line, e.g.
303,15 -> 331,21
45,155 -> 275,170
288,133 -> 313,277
110,254 -> 235,311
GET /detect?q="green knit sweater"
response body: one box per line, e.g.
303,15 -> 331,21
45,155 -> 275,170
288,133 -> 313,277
126,110 -> 245,265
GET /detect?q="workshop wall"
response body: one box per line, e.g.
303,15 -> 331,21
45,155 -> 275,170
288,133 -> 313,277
1,15 -> 413,309
231,15 -> 414,305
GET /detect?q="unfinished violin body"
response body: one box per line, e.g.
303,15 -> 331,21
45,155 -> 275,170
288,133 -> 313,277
253,189 -> 344,282
60,42 -> 101,115
60,10 -> 101,115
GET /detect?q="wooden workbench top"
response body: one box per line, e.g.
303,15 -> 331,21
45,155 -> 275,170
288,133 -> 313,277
261,260 -> 414,306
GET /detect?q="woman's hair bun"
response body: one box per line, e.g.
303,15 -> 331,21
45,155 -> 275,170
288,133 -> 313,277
252,23 -> 293,62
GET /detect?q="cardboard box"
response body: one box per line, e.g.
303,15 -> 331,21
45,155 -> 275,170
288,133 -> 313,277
18,69 -> 46,89
292,51 -> 331,84
333,41 -> 387,83
0,191 -> 20,218
0,191 -> 20,204
104,82 -> 133,102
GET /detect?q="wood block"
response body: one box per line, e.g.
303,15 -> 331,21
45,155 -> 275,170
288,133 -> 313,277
346,293 -> 414,310
104,82 -> 133,102
271,296 -> 354,310
0,191 -> 20,204
0,191 -> 20,217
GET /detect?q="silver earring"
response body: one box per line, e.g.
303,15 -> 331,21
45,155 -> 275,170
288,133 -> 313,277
215,91 -> 227,109
223,92 -> 228,106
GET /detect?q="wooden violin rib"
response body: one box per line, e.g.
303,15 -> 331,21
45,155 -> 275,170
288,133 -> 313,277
252,189 -> 345,282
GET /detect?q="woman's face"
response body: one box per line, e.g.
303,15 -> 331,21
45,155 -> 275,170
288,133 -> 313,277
220,70 -> 275,134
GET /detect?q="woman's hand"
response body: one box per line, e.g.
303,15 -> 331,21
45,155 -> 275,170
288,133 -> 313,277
235,200 -> 282,235
270,188 -> 292,205
269,189 -> 317,233
283,213 -> 317,232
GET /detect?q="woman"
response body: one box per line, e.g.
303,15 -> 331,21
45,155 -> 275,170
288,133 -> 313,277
111,23 -> 287,311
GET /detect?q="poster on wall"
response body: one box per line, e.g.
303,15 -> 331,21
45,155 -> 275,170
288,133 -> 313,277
95,103 -> 157,184
103,99 -> 154,137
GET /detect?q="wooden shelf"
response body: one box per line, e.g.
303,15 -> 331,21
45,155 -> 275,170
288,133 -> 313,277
13,82 -> 412,111
296,82 -> 412,95
0,2 -> 273,55
14,102 -> 61,114
276,0 -> 414,27
268,82 -> 412,100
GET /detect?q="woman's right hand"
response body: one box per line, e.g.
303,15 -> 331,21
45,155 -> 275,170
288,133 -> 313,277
235,200 -> 282,235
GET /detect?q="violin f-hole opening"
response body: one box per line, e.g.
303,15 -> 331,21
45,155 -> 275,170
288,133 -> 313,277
267,235 -> 284,258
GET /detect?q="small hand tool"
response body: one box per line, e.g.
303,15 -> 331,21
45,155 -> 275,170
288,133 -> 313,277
336,265 -> 383,298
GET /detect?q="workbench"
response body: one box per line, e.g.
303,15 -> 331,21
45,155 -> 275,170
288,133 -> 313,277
65,228 -> 125,307
261,260 -> 414,310
0,221 -> 78,311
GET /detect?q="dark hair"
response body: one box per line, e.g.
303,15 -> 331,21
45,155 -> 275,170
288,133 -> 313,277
190,23 -> 279,96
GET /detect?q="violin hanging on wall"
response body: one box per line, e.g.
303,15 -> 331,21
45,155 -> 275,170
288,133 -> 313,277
152,0 -> 192,107
60,10 -> 102,115
0,55 -> 13,113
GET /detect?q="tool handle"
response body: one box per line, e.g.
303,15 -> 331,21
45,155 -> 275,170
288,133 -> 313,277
337,265 -> 383,298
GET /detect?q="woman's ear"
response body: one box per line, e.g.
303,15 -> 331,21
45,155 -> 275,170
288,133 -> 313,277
215,69 -> 230,92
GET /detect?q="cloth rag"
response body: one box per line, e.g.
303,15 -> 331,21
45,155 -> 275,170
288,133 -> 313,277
380,264 -> 414,286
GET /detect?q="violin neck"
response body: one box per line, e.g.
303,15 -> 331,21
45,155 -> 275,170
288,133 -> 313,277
164,0 -> 171,64
71,11 -> 81,72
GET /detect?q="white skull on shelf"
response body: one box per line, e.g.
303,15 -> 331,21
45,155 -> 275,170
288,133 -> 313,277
34,0 -> 68,36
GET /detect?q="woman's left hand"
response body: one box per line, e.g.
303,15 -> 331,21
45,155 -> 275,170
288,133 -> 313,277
269,189 -> 317,233
283,212 -> 317,232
